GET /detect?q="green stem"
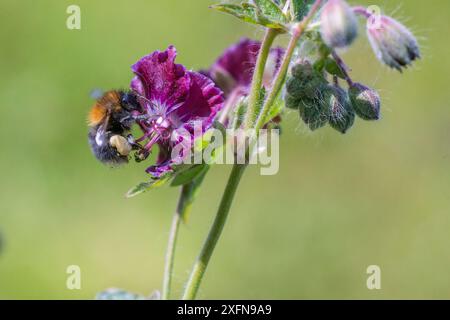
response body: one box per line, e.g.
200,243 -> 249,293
244,28 -> 279,129
180,0 -> 323,300
182,164 -> 247,300
254,0 -> 324,131
161,186 -> 185,300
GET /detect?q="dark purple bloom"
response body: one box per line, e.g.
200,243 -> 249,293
130,46 -> 224,177
206,38 -> 285,97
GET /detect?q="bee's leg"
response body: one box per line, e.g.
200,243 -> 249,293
135,150 -> 150,163
126,134 -> 150,162
132,114 -> 151,121
122,114 -> 151,122
119,114 -> 150,124
127,134 -> 144,150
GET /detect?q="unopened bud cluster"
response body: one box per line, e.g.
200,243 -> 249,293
285,60 -> 380,133
282,0 -> 421,133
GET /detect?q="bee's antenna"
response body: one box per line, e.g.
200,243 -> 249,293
131,89 -> 154,106
133,92 -> 148,102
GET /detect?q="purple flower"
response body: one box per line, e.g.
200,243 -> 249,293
130,46 -> 224,177
206,38 -> 284,97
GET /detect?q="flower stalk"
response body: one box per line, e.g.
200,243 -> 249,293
161,186 -> 187,300
331,50 -> 353,86
254,0 -> 324,131
182,164 -> 247,300
181,0 -> 324,300
244,28 -> 279,129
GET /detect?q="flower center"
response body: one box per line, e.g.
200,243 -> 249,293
134,113 -> 174,161
152,116 -> 172,140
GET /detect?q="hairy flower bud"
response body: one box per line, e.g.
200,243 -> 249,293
297,85 -> 332,131
284,60 -> 332,130
287,60 -> 328,100
327,85 -> 355,134
366,15 -> 420,71
285,92 -> 303,110
320,0 -> 358,48
348,83 -> 381,120
291,59 -> 314,79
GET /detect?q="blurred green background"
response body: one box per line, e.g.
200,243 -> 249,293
0,0 -> 449,299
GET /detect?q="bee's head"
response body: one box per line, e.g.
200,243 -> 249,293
121,92 -> 140,111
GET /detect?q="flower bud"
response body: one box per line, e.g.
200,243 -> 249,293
348,83 -> 381,120
286,60 -> 328,100
366,15 -> 420,71
284,61 -> 332,131
291,59 -> 314,79
285,92 -> 302,110
320,0 -> 358,48
327,85 -> 355,134
298,85 -> 332,131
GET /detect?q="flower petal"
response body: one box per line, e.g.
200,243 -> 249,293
211,38 -> 261,88
173,72 -> 224,125
208,38 -> 285,95
131,46 -> 190,110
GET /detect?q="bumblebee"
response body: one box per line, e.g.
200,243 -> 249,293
88,90 -> 142,165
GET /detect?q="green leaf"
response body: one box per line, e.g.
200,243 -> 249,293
211,3 -> 259,24
253,0 -> 288,24
177,167 -> 209,223
126,176 -> 170,198
313,57 -> 326,71
291,0 -> 316,21
324,57 -> 346,79
96,288 -> 146,300
211,2 -> 287,30
170,164 -> 209,187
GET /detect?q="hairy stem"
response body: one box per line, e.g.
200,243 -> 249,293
180,0 -> 323,301
182,164 -> 247,300
331,50 -> 353,86
254,0 -> 324,131
161,186 -> 187,300
244,28 -> 279,129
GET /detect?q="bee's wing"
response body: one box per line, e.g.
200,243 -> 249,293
95,111 -> 111,146
90,88 -> 104,100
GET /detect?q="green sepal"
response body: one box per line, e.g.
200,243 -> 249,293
327,86 -> 355,134
177,167 -> 209,223
170,164 -> 209,187
324,57 -> 346,79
